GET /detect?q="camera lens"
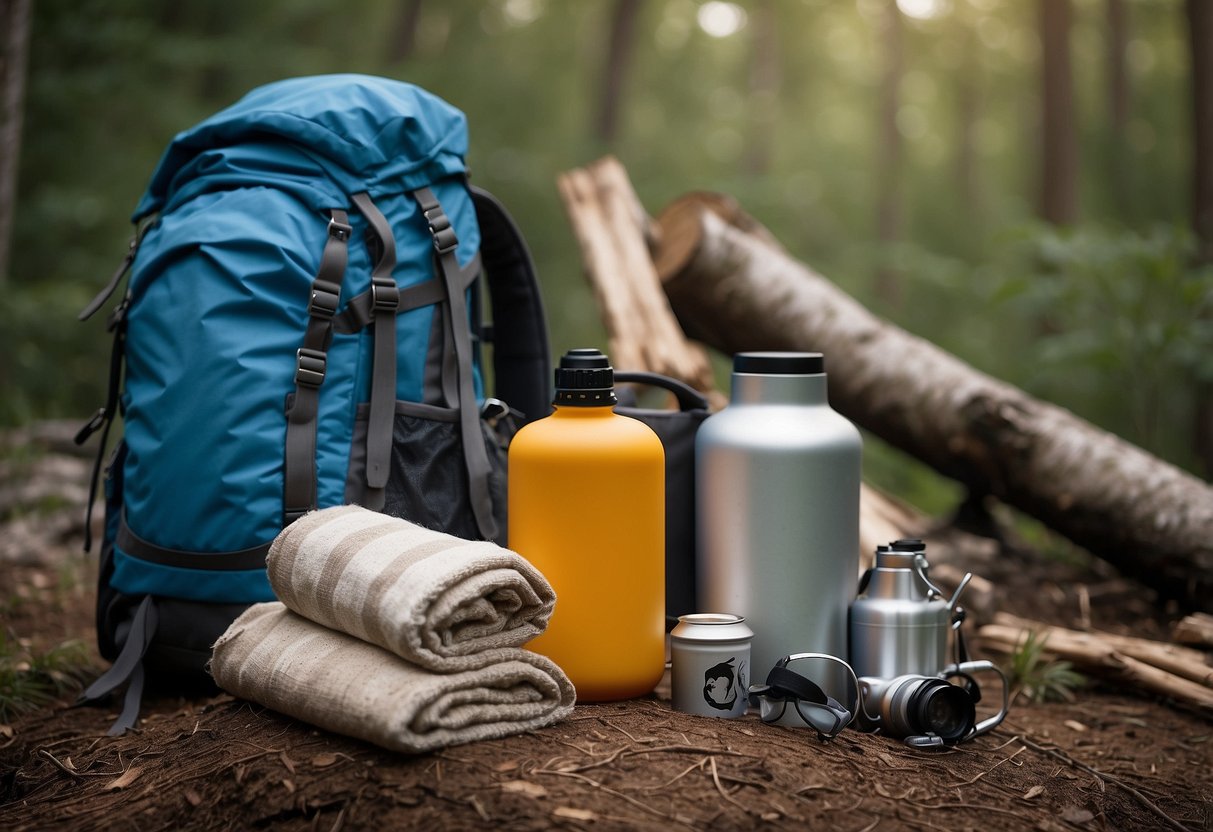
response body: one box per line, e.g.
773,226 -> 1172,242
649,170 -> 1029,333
909,680 -> 974,742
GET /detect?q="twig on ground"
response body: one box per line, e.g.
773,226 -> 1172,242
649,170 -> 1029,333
1012,734 -> 1194,832
944,745 -> 1026,788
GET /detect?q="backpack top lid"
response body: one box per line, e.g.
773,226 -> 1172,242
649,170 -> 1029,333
134,74 -> 469,220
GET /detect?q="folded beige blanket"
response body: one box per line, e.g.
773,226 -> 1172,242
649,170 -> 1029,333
211,603 -> 575,754
267,505 -> 556,672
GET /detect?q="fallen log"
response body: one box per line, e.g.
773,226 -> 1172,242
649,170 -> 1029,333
654,195 -> 1213,612
557,159 -> 1004,572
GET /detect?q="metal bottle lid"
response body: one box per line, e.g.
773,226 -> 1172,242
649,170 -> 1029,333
671,613 -> 754,644
733,352 -> 824,375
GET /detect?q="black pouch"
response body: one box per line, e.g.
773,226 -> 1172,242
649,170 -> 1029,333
346,400 -> 513,543
615,371 -> 711,623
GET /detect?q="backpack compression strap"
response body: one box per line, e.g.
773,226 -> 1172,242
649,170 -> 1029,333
414,187 -> 498,541
350,193 -> 400,512
283,210 -> 352,524
75,595 -> 158,735
470,186 -> 551,425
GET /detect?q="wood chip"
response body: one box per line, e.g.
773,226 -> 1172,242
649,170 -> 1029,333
103,766 -> 144,791
310,753 -> 338,768
1023,785 -> 1045,800
1064,720 -> 1088,732
184,789 -> 203,807
501,780 -> 548,799
554,807 -> 596,821
1061,806 -> 1095,824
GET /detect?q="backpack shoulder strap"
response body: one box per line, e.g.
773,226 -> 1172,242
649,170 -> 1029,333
470,186 -> 551,424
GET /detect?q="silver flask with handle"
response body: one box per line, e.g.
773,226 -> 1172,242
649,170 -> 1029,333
849,538 -> 972,680
696,352 -> 862,701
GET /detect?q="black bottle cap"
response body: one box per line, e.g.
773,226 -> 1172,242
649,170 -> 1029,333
554,348 -> 617,407
890,538 -> 926,552
733,352 -> 825,375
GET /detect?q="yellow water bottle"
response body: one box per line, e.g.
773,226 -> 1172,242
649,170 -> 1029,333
509,348 -> 665,702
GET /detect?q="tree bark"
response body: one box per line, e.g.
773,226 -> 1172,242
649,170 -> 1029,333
0,0 -> 32,284
1039,0 -> 1079,225
655,196 -> 1213,611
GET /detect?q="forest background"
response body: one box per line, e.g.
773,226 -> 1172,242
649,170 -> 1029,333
2,0 -> 1211,513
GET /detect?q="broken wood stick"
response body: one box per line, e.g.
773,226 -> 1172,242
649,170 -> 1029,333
1172,613 -> 1213,650
989,613 -> 1213,688
556,156 -> 720,405
654,195 -> 1213,612
978,618 -> 1213,714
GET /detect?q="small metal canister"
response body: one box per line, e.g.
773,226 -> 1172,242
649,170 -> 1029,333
670,614 -> 754,718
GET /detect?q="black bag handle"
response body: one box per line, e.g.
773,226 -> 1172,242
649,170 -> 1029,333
470,186 -> 551,425
614,371 -> 709,413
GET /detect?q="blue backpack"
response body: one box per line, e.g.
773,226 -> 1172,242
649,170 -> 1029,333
74,75 -> 550,732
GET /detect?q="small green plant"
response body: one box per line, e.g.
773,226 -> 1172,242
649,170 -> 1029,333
1004,628 -> 1086,704
0,630 -> 95,723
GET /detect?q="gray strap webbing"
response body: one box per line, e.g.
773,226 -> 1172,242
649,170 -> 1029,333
282,210 -> 351,524
330,253 -> 480,336
75,595 -> 158,736
413,187 -> 498,541
350,193 -> 399,510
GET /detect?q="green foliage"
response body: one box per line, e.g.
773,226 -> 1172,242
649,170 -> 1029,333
982,224 -> 1213,471
1003,629 -> 1086,704
0,630 -> 94,722
8,0 -> 1207,491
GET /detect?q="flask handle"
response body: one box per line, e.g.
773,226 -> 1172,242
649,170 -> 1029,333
943,659 -> 1009,740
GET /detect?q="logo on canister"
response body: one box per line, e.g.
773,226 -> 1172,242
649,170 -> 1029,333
670,614 -> 754,718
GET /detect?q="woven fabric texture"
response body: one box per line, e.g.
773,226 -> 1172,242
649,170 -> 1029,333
267,505 -> 557,671
211,603 -> 574,753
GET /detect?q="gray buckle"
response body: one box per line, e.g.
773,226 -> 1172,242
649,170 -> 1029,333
423,208 -> 458,254
370,277 -> 399,313
308,281 -> 340,319
327,217 -> 353,242
295,348 -> 327,388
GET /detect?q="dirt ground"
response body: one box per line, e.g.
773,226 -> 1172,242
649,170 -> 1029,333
1,447 -> 1211,830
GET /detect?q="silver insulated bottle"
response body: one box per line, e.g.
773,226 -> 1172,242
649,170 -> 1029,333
849,538 -> 966,680
696,352 -> 862,699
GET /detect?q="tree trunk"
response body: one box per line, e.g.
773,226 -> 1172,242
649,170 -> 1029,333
875,0 -> 904,306
655,196 -> 1213,611
594,0 -> 642,146
1188,0 -> 1213,478
955,14 -> 982,222
0,0 -> 32,284
1039,0 -> 1079,225
387,0 -> 425,63
1106,0 -> 1132,213
744,0 -> 779,177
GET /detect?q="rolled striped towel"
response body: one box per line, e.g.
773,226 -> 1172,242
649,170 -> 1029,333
267,505 -> 557,672
210,603 -> 575,753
